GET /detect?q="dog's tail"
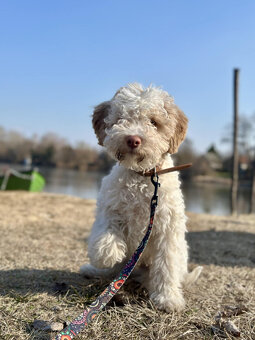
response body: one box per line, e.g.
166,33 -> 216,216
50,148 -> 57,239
183,266 -> 203,287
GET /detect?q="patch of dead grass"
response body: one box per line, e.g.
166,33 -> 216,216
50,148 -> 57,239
0,192 -> 254,339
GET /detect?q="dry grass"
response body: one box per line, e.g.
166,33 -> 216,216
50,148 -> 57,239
0,192 -> 254,340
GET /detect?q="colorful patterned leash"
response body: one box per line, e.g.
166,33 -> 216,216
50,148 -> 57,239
55,172 -> 160,340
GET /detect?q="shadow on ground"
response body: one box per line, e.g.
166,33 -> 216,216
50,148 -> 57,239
0,269 -> 100,296
0,268 -> 146,303
187,230 -> 255,267
1,230 -> 254,298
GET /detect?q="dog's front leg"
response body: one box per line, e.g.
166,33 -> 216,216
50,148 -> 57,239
87,215 -> 127,269
148,229 -> 186,312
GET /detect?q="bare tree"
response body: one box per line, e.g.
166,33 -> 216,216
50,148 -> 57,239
0,127 -> 113,171
222,114 -> 255,157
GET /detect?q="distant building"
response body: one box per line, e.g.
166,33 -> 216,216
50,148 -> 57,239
204,145 -> 223,171
239,155 -> 249,171
195,145 -> 223,175
222,154 -> 253,180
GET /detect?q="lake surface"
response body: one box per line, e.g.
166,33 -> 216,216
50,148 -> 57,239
40,167 -> 252,216
0,164 -> 251,215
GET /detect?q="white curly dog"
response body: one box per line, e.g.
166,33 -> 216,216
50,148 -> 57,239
81,83 -> 202,312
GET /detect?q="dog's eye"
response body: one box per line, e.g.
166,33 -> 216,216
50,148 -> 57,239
150,119 -> 157,127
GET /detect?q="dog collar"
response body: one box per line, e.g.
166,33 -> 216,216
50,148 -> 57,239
135,163 -> 192,177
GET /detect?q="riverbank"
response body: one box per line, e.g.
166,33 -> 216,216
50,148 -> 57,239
193,175 -> 231,186
0,192 -> 254,339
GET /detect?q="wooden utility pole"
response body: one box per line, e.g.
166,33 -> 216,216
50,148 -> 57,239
250,169 -> 255,213
231,69 -> 239,215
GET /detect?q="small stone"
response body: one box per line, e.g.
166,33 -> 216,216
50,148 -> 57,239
50,322 -> 64,332
32,319 -> 64,332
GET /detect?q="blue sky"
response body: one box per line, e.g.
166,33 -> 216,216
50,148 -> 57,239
0,1 -> 255,153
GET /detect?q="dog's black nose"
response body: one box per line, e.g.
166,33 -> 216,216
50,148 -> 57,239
126,135 -> 141,149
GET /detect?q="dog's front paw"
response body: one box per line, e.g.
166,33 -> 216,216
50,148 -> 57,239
150,290 -> 185,312
89,233 -> 127,268
80,263 -> 116,279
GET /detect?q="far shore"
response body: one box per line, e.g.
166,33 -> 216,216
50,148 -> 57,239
193,175 -> 231,186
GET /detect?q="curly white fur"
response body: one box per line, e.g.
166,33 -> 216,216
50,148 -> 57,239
80,83 -> 202,312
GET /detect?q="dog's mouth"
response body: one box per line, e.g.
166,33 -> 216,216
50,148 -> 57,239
136,153 -> 145,163
116,150 -> 125,161
115,149 -> 146,164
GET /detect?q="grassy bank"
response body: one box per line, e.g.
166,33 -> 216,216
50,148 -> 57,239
0,192 -> 254,339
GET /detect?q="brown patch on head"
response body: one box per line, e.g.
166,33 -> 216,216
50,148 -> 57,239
92,101 -> 111,146
164,100 -> 188,154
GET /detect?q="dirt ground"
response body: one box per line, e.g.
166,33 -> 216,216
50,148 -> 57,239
0,192 -> 254,340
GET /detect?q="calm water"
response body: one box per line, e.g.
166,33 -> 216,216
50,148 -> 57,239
40,167 -> 252,216
0,164 -> 251,215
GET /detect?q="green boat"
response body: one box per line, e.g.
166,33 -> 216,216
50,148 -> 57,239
0,169 -> 45,192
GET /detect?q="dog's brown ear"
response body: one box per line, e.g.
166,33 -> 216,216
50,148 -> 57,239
92,101 -> 110,146
164,101 -> 188,154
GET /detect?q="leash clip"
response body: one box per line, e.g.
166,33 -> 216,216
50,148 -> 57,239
151,169 -> 160,207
